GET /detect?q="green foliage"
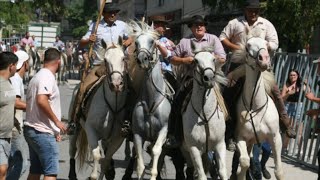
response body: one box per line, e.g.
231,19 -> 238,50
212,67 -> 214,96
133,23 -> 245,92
66,0 -> 98,38
203,0 -> 320,52
0,2 -> 33,37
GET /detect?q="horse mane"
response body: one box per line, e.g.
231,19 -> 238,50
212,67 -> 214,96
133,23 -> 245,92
127,20 -> 160,40
262,71 -> 276,95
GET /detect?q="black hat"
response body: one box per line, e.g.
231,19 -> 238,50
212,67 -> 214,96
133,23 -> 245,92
103,3 -> 120,13
244,0 -> 260,9
187,15 -> 208,28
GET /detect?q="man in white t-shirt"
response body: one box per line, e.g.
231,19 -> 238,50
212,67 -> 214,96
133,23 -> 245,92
24,48 -> 67,179
7,50 -> 29,179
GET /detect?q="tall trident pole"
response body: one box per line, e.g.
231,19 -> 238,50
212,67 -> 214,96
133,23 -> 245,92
82,0 -> 107,81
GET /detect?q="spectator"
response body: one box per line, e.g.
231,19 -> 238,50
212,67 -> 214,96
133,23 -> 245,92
305,88 -> 320,180
53,36 -> 65,52
0,52 -> 18,180
23,48 -> 67,180
20,32 -> 34,51
7,51 -> 30,179
0,41 -> 6,52
35,8 -> 41,21
281,69 -> 309,153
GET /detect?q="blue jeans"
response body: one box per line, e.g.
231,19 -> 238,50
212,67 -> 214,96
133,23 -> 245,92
252,142 -> 271,180
23,126 -> 59,176
285,102 -> 302,122
6,128 -> 29,180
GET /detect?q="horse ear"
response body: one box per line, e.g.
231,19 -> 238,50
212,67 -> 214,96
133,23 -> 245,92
118,36 -> 123,46
150,22 -> 154,29
101,39 -> 107,49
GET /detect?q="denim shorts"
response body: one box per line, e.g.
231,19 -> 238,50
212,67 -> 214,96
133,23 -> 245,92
23,126 -> 59,175
0,138 -> 11,166
285,102 -> 303,122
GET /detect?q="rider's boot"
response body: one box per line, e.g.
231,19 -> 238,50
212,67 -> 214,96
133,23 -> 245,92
271,85 -> 296,138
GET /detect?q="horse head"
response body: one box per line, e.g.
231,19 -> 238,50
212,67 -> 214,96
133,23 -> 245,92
231,28 -> 270,72
191,41 -> 227,89
128,21 -> 159,69
101,37 -> 126,92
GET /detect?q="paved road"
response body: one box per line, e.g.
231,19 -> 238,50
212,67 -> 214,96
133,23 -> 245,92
21,83 -> 318,180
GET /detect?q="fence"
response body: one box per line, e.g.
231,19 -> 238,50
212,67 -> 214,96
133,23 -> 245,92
273,52 -> 320,170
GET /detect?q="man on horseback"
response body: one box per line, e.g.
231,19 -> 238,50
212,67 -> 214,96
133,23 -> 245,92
220,0 -> 296,152
166,15 -> 227,147
20,32 -> 34,51
53,36 -> 65,52
68,2 -> 132,135
150,15 -> 178,91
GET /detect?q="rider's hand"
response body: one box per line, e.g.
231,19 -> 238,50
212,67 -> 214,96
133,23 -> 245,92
227,73 -> 237,87
89,34 -> 97,43
55,121 -> 67,134
183,57 -> 194,64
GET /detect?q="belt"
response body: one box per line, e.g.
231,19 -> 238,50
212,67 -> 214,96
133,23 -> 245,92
0,138 -> 11,144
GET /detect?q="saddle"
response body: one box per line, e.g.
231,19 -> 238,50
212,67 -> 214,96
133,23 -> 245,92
80,75 -> 106,120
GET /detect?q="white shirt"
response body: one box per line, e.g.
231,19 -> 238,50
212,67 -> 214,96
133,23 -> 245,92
82,19 -> 128,65
25,68 -> 61,135
9,73 -> 25,128
219,16 -> 279,52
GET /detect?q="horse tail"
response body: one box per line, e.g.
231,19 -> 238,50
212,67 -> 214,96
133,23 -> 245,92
76,128 -> 89,169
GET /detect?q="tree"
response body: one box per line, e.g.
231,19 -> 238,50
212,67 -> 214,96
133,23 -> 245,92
66,0 -> 98,38
0,2 -> 33,37
203,0 -> 320,52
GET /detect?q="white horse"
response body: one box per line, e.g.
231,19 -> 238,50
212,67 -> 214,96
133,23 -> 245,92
128,21 -> 172,180
232,30 -> 284,180
183,43 -> 228,180
69,39 -> 127,180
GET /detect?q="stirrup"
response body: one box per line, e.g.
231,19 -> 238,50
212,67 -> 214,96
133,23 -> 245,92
121,120 -> 131,137
67,122 -> 76,135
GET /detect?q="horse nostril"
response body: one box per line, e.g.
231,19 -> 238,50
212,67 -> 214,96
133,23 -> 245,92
203,75 -> 209,82
119,81 -> 123,85
259,55 -> 263,61
144,57 -> 148,61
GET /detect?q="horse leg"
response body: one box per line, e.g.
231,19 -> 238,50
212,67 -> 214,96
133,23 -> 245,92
85,126 -> 100,180
214,141 -> 228,180
134,133 -> 145,180
122,146 -> 136,180
102,136 -> 125,180
271,132 -> 284,180
171,148 -> 186,180
188,146 -> 206,180
150,127 -> 168,180
68,130 -> 79,180
237,140 -> 250,180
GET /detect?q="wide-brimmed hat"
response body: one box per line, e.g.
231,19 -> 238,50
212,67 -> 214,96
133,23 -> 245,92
244,0 -> 260,9
103,3 -> 120,13
187,15 -> 208,28
149,15 -> 170,24
15,50 -> 29,70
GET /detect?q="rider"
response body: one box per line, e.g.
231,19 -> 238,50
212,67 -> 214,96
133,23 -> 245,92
53,36 -> 65,52
166,15 -> 227,146
150,15 -> 178,91
68,2 -> 132,135
20,32 -> 34,51
220,0 -> 296,152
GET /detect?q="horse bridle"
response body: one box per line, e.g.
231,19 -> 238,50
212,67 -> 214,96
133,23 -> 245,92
103,46 -> 127,89
135,35 -> 158,69
193,56 -> 216,88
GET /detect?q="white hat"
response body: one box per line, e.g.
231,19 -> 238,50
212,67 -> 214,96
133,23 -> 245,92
15,50 -> 29,69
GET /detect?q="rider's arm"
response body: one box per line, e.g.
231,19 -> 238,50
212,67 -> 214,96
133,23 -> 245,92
219,20 -> 242,51
265,20 -> 279,52
221,39 -> 241,51
170,56 -> 194,65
